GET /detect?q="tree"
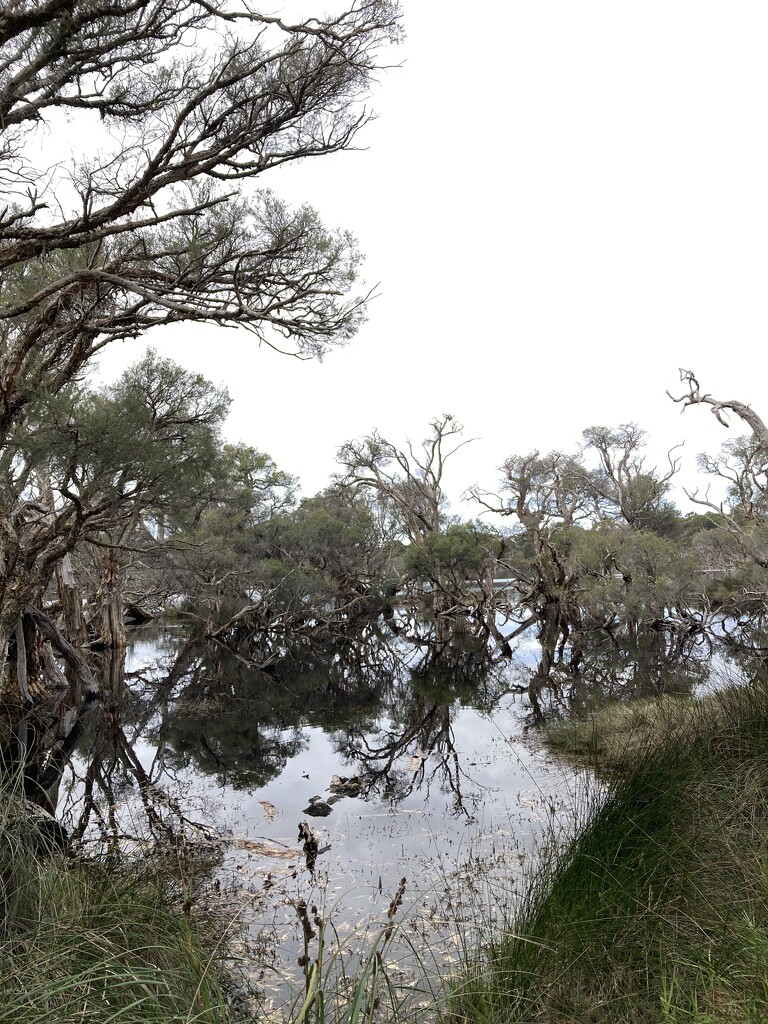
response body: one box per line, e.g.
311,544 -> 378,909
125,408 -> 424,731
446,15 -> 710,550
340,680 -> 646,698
336,414 -> 471,544
0,346 -> 236,807
402,521 -> 509,650
12,350 -> 230,645
336,414 -> 483,644
474,429 -> 695,686
270,488 -> 395,606
668,369 -> 768,451
573,523 -> 699,642
403,522 -> 499,598
669,369 -> 768,615
474,450 -> 590,673
0,0 -> 401,680
580,424 -> 680,533
160,439 -> 297,633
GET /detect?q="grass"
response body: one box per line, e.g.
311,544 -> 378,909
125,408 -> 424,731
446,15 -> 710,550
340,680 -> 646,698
277,875 -> 443,1024
11,678 -> 768,1024
545,693 -> 697,772
0,786 -> 436,1024
0,788 -> 229,1024
448,679 -> 768,1024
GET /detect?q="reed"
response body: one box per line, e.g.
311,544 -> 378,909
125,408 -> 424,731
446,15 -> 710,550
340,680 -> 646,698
0,783 -> 228,1023
449,679 -> 768,1023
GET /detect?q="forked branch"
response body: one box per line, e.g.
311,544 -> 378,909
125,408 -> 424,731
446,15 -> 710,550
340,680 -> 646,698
668,368 -> 768,451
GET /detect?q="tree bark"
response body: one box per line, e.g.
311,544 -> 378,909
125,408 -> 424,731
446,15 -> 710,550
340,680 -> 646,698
97,552 -> 127,650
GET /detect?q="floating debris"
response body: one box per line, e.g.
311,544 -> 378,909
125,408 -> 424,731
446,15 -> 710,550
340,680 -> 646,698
259,800 -> 278,822
328,774 -> 363,798
231,839 -> 294,859
303,795 -> 333,817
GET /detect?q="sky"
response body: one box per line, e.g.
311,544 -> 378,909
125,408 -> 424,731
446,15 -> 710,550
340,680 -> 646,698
93,1 -> 768,514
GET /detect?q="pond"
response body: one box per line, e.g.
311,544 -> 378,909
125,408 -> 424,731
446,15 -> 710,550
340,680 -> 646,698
48,612 -> 730,1017
41,618 -> 588,1015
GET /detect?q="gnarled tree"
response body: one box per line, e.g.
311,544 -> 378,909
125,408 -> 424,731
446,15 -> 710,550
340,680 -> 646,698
580,423 -> 680,533
336,415 -> 481,638
0,0 -> 400,661
473,450 -> 590,678
669,369 -> 768,618
0,0 -> 401,799
336,414 -> 470,545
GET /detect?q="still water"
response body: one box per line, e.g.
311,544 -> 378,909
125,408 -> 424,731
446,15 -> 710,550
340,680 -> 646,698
57,621 -> 594,1013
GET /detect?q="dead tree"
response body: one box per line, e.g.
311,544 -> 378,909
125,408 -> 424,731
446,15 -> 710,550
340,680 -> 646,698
669,368 -> 768,617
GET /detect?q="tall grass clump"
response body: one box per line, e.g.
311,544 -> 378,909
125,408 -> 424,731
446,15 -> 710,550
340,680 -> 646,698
451,679 -> 768,1024
0,785 -> 228,1023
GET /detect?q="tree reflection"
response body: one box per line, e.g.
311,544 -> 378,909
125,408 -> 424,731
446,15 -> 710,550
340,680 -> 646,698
156,642 -> 308,790
328,633 -> 513,818
64,648 -> 221,862
4,604 -> 727,858
713,615 -> 768,683
55,622 -> 519,844
59,623 -> 414,854
524,624 -> 711,724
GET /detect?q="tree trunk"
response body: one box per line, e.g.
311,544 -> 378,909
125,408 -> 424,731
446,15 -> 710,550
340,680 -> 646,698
98,552 -> 127,650
55,554 -> 88,648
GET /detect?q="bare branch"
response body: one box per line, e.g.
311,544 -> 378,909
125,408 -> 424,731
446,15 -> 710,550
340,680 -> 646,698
668,368 -> 768,451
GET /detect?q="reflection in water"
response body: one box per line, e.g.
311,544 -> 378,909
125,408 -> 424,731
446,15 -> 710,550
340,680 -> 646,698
524,622 -> 712,722
2,609 -> 744,1013
8,612 -> 729,856
65,645 -> 221,862
330,638 -> 515,818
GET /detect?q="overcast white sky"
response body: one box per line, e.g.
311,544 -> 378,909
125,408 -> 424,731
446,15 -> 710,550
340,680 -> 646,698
94,1 -> 768,513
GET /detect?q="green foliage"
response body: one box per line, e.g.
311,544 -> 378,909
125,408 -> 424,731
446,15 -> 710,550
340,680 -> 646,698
673,512 -> 724,542
214,442 -> 297,523
172,483 -> 397,632
574,522 -> 698,622
690,520 -> 768,612
403,522 -> 500,586
10,349 -> 231,531
275,490 -> 391,593
244,491 -> 395,618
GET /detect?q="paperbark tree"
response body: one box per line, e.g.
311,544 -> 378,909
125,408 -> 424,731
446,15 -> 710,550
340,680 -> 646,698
580,424 -> 680,532
336,414 -> 476,643
0,0 -> 401,680
1,348 -> 229,670
668,369 -> 768,451
402,521 -> 509,652
669,369 -> 768,615
475,432 -> 692,690
474,450 -> 590,675
336,414 -> 471,544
